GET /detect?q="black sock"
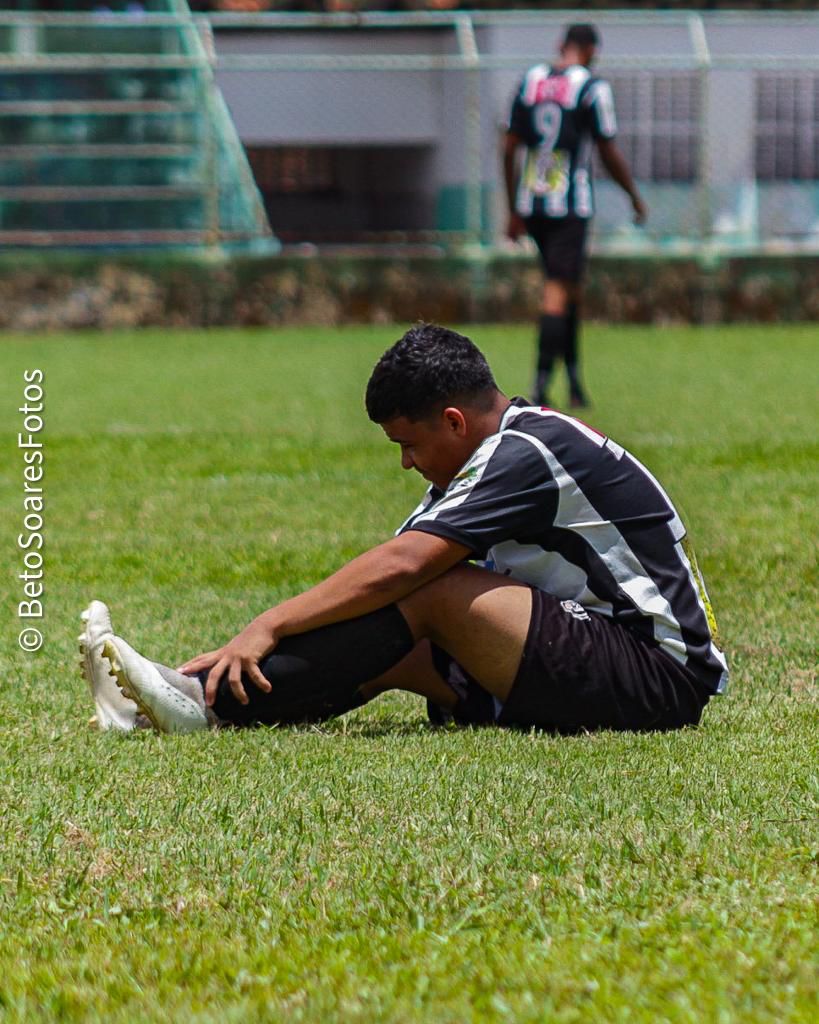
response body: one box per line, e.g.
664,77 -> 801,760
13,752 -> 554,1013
533,314 -> 568,402
565,304 -> 585,396
202,604 -> 415,727
565,303 -> 578,369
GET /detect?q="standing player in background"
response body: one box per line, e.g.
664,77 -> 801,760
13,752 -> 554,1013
503,23 -> 647,408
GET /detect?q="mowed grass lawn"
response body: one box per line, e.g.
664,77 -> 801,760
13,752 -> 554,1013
0,324 -> 816,1023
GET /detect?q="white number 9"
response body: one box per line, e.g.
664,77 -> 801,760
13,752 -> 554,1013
535,101 -> 563,152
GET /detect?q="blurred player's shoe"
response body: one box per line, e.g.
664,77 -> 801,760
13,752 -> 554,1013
531,370 -> 551,408
79,600 -> 138,732
78,600 -> 208,734
569,386 -> 590,409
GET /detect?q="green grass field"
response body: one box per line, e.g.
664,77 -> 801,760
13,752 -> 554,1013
0,325 -> 816,1023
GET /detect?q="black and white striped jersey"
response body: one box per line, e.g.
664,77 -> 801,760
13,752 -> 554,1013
508,63 -> 617,219
398,400 -> 729,694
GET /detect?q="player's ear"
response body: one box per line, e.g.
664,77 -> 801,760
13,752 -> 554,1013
442,407 -> 468,436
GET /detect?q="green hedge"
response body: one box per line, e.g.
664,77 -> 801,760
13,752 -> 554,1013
1,251 -> 817,330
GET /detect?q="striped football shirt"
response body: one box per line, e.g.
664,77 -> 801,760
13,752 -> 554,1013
398,400 -> 729,694
508,63 -> 617,219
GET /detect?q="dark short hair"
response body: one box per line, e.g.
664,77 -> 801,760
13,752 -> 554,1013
563,23 -> 600,50
365,323 -> 498,424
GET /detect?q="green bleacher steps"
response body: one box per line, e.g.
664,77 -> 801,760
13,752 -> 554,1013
0,1 -> 276,251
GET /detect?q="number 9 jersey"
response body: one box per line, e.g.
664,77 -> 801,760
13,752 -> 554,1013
508,63 -> 617,220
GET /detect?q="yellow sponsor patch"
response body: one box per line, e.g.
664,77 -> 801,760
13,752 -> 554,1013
682,536 -> 723,650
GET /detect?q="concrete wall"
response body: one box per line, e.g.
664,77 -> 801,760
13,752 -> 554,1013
211,12 -> 819,243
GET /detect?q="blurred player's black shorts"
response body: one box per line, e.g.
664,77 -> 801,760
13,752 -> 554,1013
525,215 -> 589,283
428,587 -> 711,733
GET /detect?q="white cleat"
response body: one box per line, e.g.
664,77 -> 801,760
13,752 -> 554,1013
101,636 -> 208,735
79,600 -> 138,732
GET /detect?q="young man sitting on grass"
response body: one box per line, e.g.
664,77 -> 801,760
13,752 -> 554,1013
80,323 -> 727,735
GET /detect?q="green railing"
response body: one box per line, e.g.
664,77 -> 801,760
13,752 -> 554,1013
0,1 -> 275,250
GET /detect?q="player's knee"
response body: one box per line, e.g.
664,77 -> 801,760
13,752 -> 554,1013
543,280 -> 570,315
398,563 -> 491,638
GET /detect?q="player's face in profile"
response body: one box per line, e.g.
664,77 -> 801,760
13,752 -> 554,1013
382,412 -> 473,491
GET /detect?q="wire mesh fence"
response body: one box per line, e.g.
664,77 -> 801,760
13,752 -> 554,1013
1,8 -> 819,254
206,9 -> 819,255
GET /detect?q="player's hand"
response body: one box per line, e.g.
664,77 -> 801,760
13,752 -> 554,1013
506,212 -> 526,241
178,615 -> 277,707
632,195 -> 648,225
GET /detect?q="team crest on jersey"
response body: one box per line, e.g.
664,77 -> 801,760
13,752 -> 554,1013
448,466 -> 478,494
561,599 -> 590,621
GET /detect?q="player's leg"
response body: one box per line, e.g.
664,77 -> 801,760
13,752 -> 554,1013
210,579 -> 529,728
397,579 -> 710,734
396,567 -> 710,733
360,569 -> 534,720
397,564 -> 532,703
533,278 -> 572,406
80,567 -> 528,733
358,640 -> 458,710
528,215 -> 591,409
357,569 -> 531,727
208,604 -> 419,727
526,217 -> 566,405
552,217 -> 590,407
564,295 -> 584,406
80,600 -> 415,732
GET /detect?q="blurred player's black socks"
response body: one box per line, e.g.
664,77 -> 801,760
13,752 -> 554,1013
533,313 -> 568,404
565,303 -> 579,367
565,303 -> 589,406
203,604 -> 415,727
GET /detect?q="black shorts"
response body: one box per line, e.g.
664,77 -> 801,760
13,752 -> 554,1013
525,215 -> 589,284
429,588 -> 711,734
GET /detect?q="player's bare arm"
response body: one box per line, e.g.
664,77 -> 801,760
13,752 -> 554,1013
502,131 -> 526,240
595,137 -> 647,223
180,530 -> 470,706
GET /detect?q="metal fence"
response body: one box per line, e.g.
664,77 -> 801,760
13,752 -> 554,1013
2,8 -> 819,255
205,9 -> 819,256
0,4 -> 273,250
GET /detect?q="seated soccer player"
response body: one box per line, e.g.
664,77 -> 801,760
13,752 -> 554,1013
79,324 -> 728,735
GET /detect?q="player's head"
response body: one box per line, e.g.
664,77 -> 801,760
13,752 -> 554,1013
561,23 -> 599,67
366,324 -> 502,489
366,323 -> 498,425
